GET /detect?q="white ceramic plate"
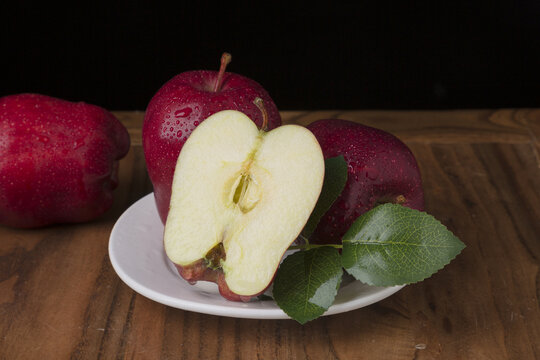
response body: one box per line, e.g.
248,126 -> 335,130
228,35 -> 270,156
109,193 -> 404,320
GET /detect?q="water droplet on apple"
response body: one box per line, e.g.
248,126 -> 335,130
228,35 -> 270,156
175,107 -> 193,118
176,130 -> 183,138
193,121 -> 199,126
73,139 -> 85,150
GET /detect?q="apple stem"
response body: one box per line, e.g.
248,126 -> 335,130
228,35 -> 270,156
253,97 -> 268,131
396,195 -> 406,204
213,52 -> 232,92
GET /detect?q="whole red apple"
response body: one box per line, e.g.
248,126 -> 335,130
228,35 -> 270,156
143,53 -> 282,223
307,119 -> 424,244
0,93 -> 130,228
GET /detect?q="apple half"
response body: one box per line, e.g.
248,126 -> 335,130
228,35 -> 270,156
163,109 -> 324,301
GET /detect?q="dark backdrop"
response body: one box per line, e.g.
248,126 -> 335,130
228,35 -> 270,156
2,2 -> 539,111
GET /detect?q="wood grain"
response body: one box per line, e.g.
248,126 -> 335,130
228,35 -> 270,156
0,109 -> 538,359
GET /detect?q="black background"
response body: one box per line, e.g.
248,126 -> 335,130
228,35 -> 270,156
2,1 -> 539,111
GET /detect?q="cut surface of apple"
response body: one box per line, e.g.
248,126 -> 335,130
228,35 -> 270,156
164,110 -> 324,297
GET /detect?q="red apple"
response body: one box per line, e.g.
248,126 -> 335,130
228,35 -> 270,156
306,119 -> 424,244
0,93 -> 130,228
143,53 -> 282,223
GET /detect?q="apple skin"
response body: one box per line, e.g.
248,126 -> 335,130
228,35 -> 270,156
0,93 -> 130,228
306,119 -> 424,245
143,70 -> 282,223
174,262 -> 257,302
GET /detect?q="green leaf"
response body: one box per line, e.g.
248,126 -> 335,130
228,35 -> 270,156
273,247 -> 343,324
342,203 -> 465,286
302,156 -> 348,238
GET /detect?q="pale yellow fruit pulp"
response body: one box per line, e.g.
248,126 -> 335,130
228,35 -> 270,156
164,110 -> 324,296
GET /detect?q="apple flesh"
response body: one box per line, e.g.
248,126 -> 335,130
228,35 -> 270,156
164,109 -> 324,301
143,53 -> 282,224
306,119 -> 424,245
0,93 -> 130,228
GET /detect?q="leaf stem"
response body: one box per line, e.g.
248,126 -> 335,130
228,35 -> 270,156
298,233 -> 310,246
288,243 -> 342,251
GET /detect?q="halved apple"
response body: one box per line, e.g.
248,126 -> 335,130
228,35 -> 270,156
164,108 -> 324,301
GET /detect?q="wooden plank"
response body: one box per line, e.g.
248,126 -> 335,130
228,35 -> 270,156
114,108 -> 540,145
282,109 -> 536,144
1,110 -> 539,359
400,142 -> 540,359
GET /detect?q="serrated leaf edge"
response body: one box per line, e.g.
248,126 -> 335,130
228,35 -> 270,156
342,206 -> 466,287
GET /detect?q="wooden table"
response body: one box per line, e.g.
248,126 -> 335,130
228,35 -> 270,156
1,110 -> 539,359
